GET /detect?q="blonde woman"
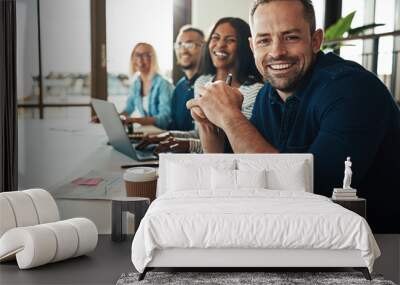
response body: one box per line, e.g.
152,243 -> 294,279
121,42 -> 173,129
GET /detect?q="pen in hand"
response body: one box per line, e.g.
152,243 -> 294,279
212,73 -> 233,136
225,73 -> 233,86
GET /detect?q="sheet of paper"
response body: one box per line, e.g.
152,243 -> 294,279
72,177 -> 103,186
50,170 -> 125,200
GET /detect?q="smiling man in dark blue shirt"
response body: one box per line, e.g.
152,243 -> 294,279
169,75 -> 199,131
169,26 -> 204,131
249,51 -> 400,233
187,0 -> 400,233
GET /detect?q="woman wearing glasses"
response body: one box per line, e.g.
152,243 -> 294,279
121,42 -> 173,129
151,17 -> 263,153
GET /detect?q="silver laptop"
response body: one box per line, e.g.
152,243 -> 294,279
91,99 -> 158,161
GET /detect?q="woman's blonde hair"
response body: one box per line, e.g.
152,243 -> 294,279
129,42 -> 159,76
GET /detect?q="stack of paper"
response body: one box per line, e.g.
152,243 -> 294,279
332,188 -> 358,200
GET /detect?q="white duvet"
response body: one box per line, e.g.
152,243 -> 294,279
131,190 -> 380,273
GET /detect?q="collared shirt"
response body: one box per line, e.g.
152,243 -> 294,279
168,74 -> 199,131
123,73 -> 174,129
250,51 -> 400,233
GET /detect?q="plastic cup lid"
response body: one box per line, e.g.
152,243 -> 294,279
123,167 -> 157,182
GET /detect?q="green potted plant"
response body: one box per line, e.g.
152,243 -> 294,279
322,11 -> 384,51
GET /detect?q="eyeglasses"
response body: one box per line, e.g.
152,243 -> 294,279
174,42 -> 202,50
133,52 -> 151,60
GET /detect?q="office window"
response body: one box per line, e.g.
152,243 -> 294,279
17,108 -> 40,120
106,0 -> 173,112
375,0 -> 395,87
340,1 -> 365,64
17,0 -> 92,120
313,0 -> 325,30
40,0 -> 91,106
338,0 -> 397,95
16,0 -> 40,107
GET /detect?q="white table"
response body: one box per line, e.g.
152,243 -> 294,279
18,119 -> 158,233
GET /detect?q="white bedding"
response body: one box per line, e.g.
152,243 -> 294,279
131,190 -> 380,273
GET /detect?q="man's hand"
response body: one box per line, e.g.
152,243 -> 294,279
153,138 -> 189,155
186,81 -> 244,129
190,107 -> 214,127
135,132 -> 172,150
121,117 -> 136,125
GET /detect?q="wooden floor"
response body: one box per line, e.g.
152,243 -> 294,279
0,235 -> 133,285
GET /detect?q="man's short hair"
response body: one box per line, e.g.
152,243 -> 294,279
250,0 -> 316,33
177,25 -> 205,40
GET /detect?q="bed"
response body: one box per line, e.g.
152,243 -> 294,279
131,154 -> 380,280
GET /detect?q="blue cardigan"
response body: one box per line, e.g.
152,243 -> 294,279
123,74 -> 174,129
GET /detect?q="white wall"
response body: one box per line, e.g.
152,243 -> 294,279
40,0 -> 91,74
106,0 -> 173,75
192,0 -> 254,34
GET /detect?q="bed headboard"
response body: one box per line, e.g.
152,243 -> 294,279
157,153 -> 314,197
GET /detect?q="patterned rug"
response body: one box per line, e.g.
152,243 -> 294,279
116,271 -> 396,285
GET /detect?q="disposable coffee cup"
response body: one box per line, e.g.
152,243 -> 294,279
123,167 -> 158,201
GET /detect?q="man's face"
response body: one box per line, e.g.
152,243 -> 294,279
250,1 -> 322,93
175,31 -> 203,71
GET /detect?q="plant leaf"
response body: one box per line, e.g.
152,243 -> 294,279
321,41 -> 351,51
348,23 -> 385,35
324,11 -> 356,41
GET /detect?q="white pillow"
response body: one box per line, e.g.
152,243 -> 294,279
211,168 -> 236,190
237,159 -> 308,191
166,160 -> 235,192
237,169 -> 267,189
211,169 -> 267,190
267,165 -> 307,191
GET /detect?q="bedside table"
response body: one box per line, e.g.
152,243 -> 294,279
331,198 -> 366,219
111,197 -> 150,242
